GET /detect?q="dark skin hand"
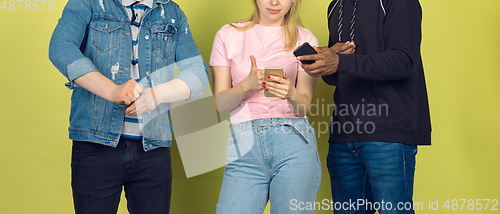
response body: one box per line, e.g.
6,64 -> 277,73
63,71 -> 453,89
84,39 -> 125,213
298,41 -> 355,77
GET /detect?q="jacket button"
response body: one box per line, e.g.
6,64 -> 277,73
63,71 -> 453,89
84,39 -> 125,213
149,145 -> 153,149
145,35 -> 149,40
145,71 -> 150,76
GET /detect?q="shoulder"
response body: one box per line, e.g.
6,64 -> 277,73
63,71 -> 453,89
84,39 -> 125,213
297,26 -> 317,42
215,23 -> 250,38
163,1 -> 186,18
165,0 -> 180,9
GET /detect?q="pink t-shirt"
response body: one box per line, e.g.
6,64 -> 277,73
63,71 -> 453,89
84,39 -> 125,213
210,23 -> 319,124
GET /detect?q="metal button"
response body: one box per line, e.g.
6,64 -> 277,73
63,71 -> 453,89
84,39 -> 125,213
149,144 -> 153,149
145,35 -> 149,40
145,71 -> 150,76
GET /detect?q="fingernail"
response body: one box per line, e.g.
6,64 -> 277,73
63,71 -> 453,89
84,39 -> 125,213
266,89 -> 268,91
263,85 -> 266,88
267,76 -> 271,79
263,81 -> 266,84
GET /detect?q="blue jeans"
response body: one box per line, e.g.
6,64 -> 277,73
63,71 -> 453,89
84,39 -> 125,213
71,139 -> 172,214
216,118 -> 322,214
327,142 -> 417,214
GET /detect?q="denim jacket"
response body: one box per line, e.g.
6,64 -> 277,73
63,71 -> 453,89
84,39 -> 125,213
49,0 -> 209,151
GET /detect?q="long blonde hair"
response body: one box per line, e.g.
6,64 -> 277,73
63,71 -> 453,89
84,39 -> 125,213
230,0 -> 303,51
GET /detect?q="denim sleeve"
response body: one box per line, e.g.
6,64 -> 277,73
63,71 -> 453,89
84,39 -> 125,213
172,6 -> 210,101
48,0 -> 96,89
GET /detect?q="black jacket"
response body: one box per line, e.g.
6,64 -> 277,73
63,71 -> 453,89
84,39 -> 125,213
323,0 -> 431,145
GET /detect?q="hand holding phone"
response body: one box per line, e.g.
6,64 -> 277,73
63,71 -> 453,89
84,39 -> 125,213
264,67 -> 283,97
293,42 -> 318,65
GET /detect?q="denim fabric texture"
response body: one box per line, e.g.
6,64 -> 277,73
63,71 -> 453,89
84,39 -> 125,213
327,142 -> 417,214
49,0 -> 210,151
216,118 -> 322,214
71,139 -> 172,214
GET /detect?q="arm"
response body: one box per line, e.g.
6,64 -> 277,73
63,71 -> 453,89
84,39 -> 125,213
322,23 -> 340,86
335,0 -> 422,81
265,71 -> 317,117
126,6 -> 210,115
48,0 -> 93,88
171,6 -> 210,100
48,0 -> 139,105
75,72 -> 140,106
213,56 -> 264,114
266,34 -> 322,117
302,0 -> 422,81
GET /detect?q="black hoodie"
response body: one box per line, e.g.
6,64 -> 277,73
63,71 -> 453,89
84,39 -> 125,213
323,0 -> 431,145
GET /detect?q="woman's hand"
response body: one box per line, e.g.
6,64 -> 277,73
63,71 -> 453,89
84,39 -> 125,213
240,55 -> 265,92
264,72 -> 296,100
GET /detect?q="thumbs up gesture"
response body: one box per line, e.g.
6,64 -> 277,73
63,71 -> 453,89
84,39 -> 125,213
241,55 -> 265,92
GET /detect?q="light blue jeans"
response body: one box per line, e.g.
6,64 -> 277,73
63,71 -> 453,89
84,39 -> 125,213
216,118 -> 322,214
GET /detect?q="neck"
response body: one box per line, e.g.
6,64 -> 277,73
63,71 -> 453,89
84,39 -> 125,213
257,18 -> 283,27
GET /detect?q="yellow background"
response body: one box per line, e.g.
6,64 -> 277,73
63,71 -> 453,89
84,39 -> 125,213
1,0 -> 499,213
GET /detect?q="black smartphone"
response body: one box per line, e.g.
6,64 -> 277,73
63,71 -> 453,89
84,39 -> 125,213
293,42 -> 318,64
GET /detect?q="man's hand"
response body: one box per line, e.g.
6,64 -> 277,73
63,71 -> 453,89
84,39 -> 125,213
298,42 -> 355,77
109,79 -> 142,106
336,41 -> 355,54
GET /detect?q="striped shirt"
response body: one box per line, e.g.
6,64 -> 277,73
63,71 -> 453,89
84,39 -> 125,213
120,0 -> 153,139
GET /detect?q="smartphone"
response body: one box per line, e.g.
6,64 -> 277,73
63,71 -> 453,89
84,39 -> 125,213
264,67 -> 283,97
293,42 -> 318,64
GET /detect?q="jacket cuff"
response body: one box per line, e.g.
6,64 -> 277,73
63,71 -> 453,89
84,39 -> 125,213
337,54 -> 354,74
65,58 -> 98,89
175,70 -> 204,101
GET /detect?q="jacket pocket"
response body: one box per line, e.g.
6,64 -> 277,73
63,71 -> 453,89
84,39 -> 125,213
90,16 -> 124,53
151,23 -> 177,61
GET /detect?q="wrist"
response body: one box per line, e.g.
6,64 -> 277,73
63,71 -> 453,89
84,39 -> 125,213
106,83 -> 120,103
237,78 -> 252,94
286,86 -> 299,101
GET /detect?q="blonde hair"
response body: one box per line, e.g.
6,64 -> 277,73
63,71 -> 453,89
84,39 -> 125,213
230,0 -> 303,51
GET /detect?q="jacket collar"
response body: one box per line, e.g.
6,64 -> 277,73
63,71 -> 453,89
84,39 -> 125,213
154,0 -> 170,4
120,0 -> 170,7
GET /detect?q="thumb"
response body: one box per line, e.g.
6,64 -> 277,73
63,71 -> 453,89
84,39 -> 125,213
250,55 -> 257,69
136,83 -> 144,94
315,46 -> 330,53
283,72 -> 289,80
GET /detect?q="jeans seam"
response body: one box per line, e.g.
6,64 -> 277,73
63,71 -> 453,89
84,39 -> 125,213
362,171 -> 367,204
402,144 -> 409,203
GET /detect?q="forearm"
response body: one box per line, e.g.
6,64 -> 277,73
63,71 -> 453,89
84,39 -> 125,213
215,81 -> 250,114
337,50 -> 416,81
73,72 -> 117,101
287,90 -> 313,117
153,79 -> 191,104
